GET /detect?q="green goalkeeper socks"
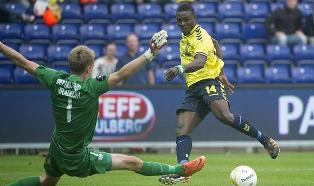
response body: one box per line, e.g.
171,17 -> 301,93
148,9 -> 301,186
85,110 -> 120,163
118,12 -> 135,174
137,162 -> 184,176
6,176 -> 40,186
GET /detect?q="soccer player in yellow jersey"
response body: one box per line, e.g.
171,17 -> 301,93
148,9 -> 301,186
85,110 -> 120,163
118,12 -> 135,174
160,4 -> 280,184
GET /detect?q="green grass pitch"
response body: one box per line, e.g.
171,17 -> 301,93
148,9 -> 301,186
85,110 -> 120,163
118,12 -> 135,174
1,152 -> 314,186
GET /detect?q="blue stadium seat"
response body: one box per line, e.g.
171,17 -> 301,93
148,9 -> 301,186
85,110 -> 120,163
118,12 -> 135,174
134,24 -> 160,40
193,3 -> 218,20
164,3 -> 178,21
199,22 -> 215,36
271,3 -> 284,12
292,64 -> 314,83
293,45 -> 314,62
240,44 -> 265,61
224,63 -> 238,83
139,44 -> 149,53
19,45 -> 46,64
24,24 -> 50,44
155,68 -> 183,84
218,2 -> 244,21
161,24 -> 181,40
276,0 -> 287,3
221,43 -> 239,60
242,23 -> 267,43
267,45 -> 291,61
238,64 -> 265,83
5,3 -> 25,14
80,24 -> 107,44
14,68 -> 38,84
298,3 -> 313,16
265,64 -> 292,83
200,0 -> 220,2
84,4 -> 110,24
137,3 -> 163,22
85,44 -> 103,58
245,2 -> 269,21
111,3 -> 137,23
52,64 -> 70,73
159,44 -> 180,63
0,24 -> 23,43
224,0 -> 243,2
107,24 -> 133,41
116,44 -> 128,57
61,3 -> 82,24
47,45 -> 72,64
215,22 -> 242,41
0,68 -> 12,84
52,24 -> 79,44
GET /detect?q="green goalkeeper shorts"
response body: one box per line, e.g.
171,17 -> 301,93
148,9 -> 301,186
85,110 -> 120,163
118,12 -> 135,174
44,142 -> 112,178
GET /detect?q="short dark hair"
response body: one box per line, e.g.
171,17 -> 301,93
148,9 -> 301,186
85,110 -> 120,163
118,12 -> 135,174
176,3 -> 196,16
106,41 -> 116,48
68,45 -> 95,75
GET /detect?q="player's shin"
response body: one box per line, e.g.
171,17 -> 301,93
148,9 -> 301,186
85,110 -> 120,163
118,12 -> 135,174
232,115 -> 269,146
136,162 -> 184,176
176,135 -> 192,164
7,176 -> 40,186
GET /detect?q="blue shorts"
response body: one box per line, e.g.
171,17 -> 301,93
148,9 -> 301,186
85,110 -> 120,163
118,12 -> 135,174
176,78 -> 228,120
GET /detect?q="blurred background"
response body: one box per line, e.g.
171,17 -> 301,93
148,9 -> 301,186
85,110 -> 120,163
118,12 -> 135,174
0,0 -> 313,154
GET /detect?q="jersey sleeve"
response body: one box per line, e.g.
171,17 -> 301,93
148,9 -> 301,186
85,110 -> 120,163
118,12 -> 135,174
35,65 -> 64,89
193,29 -> 214,57
85,75 -> 109,97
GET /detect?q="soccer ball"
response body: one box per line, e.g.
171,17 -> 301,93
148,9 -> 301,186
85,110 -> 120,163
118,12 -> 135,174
230,165 -> 257,186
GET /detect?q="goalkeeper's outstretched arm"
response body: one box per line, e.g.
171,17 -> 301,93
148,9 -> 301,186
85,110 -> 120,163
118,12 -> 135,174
0,42 -> 39,74
108,30 -> 167,89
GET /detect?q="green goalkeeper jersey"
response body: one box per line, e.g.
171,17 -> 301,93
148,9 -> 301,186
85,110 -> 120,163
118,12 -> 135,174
35,66 -> 109,152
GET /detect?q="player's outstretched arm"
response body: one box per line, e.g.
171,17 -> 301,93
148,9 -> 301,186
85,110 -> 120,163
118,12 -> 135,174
108,30 -> 167,89
164,54 -> 206,81
0,42 -> 39,74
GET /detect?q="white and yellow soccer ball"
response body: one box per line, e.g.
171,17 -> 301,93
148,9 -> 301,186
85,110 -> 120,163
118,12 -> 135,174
230,165 -> 257,186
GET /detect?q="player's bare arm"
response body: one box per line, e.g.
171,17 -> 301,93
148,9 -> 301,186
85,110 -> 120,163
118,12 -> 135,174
164,54 -> 206,81
212,38 -> 235,94
108,30 -> 167,89
0,41 -> 39,75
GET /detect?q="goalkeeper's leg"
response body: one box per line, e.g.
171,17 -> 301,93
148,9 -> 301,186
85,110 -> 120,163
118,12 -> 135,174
111,154 -> 205,177
7,173 -> 60,186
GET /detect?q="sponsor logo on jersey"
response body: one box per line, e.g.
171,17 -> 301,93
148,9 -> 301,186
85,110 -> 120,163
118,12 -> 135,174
93,91 -> 156,141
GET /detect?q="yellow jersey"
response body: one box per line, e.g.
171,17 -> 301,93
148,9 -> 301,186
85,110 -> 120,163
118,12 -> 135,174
180,25 -> 224,87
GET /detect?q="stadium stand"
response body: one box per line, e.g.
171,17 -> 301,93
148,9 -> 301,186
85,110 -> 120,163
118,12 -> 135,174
0,68 -> 12,84
266,45 -> 291,61
14,68 -> 39,84
47,45 -> 72,64
83,4 -> 110,24
80,24 -> 107,44
24,24 -> 51,44
5,3 -> 26,15
52,24 -> 79,44
238,63 -> 265,83
137,3 -> 163,23
0,1 -> 313,84
134,24 -> 160,40
265,63 -> 292,83
0,23 -> 23,44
